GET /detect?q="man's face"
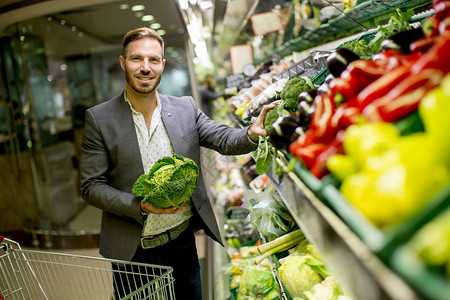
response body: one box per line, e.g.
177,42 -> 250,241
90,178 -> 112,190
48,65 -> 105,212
120,38 -> 166,95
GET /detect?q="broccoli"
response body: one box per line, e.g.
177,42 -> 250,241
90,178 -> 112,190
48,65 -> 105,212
280,77 -> 314,110
264,102 -> 290,134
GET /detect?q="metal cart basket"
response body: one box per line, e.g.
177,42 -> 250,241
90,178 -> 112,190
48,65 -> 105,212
0,236 -> 175,299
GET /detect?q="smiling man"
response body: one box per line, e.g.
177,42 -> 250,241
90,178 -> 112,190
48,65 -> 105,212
80,27 -> 276,299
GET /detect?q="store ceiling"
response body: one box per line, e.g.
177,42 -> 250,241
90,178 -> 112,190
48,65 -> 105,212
0,0 -> 187,58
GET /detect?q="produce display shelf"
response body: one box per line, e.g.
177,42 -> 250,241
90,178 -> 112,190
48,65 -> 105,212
391,242 -> 450,300
255,0 -> 432,65
266,158 -> 420,300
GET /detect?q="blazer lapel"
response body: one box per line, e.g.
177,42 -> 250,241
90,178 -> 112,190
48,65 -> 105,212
116,93 -> 145,176
160,95 -> 184,156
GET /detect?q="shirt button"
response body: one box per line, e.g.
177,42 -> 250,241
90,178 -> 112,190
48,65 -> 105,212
168,113 -> 172,117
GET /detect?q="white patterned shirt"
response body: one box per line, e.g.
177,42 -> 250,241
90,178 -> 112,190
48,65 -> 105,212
124,91 -> 193,237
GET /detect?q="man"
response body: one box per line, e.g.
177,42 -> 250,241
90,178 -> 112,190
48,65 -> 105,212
80,27 -> 277,299
198,74 -> 219,118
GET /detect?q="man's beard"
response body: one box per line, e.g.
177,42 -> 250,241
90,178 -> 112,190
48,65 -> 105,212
125,68 -> 161,95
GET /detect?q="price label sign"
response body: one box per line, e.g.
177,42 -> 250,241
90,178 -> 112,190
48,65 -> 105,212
229,44 -> 253,75
250,10 -> 283,36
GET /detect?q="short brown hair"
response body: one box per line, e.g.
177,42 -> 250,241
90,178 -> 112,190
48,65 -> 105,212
122,27 -> 164,57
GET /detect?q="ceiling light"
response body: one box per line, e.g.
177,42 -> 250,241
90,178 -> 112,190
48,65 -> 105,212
71,26 -> 76,31
131,5 -> 145,11
119,4 -> 129,9
142,15 -> 154,22
150,23 -> 161,29
157,29 -> 166,36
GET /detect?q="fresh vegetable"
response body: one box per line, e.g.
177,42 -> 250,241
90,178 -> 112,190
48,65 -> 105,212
310,93 -> 337,141
254,229 -> 305,265
246,190 -> 298,242
269,113 -> 304,150
367,8 -> 415,54
408,208 -> 450,278
254,136 -> 273,175
380,27 -> 424,53
302,276 -> 350,300
341,38 -> 374,60
278,244 -> 330,298
237,265 -> 278,300
279,76 -> 315,110
356,65 -> 411,110
363,68 -> 444,122
264,101 -> 290,134
330,122 -> 449,228
132,153 -> 199,208
326,48 -> 360,78
419,73 -> 450,170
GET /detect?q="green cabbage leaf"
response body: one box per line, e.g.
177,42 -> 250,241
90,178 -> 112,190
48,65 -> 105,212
132,153 -> 199,208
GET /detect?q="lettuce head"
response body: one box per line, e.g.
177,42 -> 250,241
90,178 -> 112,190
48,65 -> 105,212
132,153 -> 199,208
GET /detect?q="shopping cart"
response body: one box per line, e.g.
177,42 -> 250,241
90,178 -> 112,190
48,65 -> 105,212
0,236 -> 175,299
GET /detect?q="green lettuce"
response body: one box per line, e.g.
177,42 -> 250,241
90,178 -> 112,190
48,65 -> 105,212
132,153 -> 199,208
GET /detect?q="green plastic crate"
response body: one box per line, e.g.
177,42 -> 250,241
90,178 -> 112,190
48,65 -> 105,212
321,181 -> 450,257
391,243 -> 450,300
328,14 -> 361,31
347,1 -> 390,21
311,67 -> 329,86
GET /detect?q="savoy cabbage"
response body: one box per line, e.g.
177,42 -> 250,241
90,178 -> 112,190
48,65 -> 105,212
132,153 -> 199,208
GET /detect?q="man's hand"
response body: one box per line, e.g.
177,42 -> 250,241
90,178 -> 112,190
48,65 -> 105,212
141,201 -> 185,214
247,100 -> 282,142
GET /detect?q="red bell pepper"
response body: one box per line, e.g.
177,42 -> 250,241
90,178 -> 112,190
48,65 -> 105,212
423,16 -> 440,37
435,1 -> 450,21
330,103 -> 360,131
329,60 -> 389,102
289,130 -> 324,168
363,69 -> 444,122
310,133 -> 344,178
310,93 -> 337,141
439,17 -> 450,34
411,33 -> 450,74
356,65 -> 411,110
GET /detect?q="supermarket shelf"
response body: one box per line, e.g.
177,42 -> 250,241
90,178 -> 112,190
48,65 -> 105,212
266,156 -> 420,300
254,0 -> 433,64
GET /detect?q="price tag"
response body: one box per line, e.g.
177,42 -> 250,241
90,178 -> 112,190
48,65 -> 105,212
250,10 -> 283,36
229,44 -> 253,75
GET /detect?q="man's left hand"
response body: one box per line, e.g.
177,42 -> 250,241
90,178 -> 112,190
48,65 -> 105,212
247,100 -> 282,142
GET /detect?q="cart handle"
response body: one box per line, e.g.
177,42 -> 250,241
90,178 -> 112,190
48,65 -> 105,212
0,235 -> 4,242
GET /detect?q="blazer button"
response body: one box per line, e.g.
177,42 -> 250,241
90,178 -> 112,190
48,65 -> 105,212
168,113 -> 172,117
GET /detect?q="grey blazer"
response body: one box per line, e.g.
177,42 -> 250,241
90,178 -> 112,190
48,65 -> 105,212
80,93 -> 256,260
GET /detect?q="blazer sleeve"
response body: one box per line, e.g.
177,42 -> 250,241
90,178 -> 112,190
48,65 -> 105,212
190,97 -> 257,155
80,109 -> 143,225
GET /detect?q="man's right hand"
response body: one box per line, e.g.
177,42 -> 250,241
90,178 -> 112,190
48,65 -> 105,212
141,201 -> 185,214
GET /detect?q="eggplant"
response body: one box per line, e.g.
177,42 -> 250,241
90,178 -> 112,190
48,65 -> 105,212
326,48 -> 360,78
324,74 -> 335,85
381,27 -> 425,53
297,89 -> 318,104
317,82 -> 329,95
268,113 -> 305,150
297,101 -> 313,125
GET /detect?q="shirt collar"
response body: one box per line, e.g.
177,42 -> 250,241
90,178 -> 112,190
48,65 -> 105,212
124,90 -> 162,115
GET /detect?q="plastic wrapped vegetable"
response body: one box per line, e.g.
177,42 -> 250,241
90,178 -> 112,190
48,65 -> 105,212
244,190 -> 297,241
237,265 -> 278,300
302,276 -> 351,300
278,251 -> 324,297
